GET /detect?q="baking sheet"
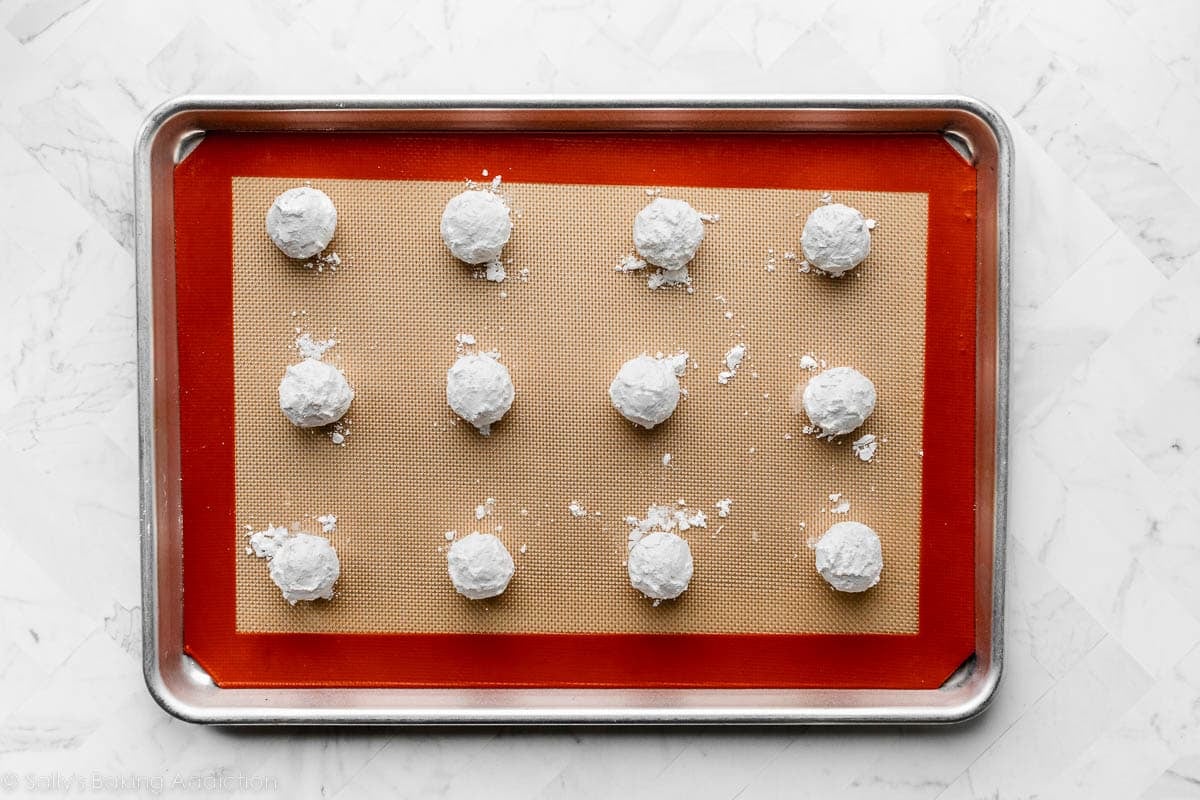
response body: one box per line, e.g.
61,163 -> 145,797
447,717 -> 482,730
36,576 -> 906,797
138,98 -> 1009,722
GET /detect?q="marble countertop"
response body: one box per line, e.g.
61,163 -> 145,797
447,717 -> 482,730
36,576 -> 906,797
1,0 -> 1198,797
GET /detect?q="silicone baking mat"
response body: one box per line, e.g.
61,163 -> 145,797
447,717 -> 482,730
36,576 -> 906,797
175,131 -> 977,688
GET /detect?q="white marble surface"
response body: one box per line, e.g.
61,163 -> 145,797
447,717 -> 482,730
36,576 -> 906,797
0,0 -> 1198,796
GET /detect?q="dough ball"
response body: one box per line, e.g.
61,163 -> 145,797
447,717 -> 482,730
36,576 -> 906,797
447,354 -> 515,435
609,355 -> 681,429
268,533 -> 341,604
440,190 -> 512,265
278,358 -> 354,428
628,531 -> 694,600
800,203 -> 871,275
801,366 -> 876,438
814,521 -> 882,593
447,532 -> 515,600
633,198 -> 705,270
266,187 -> 338,260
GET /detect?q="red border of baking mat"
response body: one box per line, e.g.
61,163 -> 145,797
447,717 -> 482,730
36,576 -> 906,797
174,131 -> 977,689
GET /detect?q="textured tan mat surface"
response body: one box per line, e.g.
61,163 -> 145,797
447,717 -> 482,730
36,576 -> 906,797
232,177 -> 927,634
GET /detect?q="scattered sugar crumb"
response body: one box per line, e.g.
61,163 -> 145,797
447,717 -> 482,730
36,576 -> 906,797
482,169 -> 489,177
799,354 -> 818,370
699,212 -> 720,223
616,254 -> 648,273
718,343 -> 747,385
484,260 -> 506,283
625,503 -> 708,549
827,494 -> 851,514
305,252 -> 342,273
329,419 -> 351,446
648,266 -> 691,290
444,530 -> 456,541
723,311 -> 734,320
519,544 -> 527,554
475,497 -> 497,520
568,500 -> 587,518
665,350 -> 690,376
715,498 -> 733,518
295,332 -> 336,360
662,453 -> 672,466
316,514 -> 337,533
247,524 -> 290,559
852,433 -> 878,462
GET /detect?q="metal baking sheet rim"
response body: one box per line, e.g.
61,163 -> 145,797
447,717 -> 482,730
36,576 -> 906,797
135,95 -> 1011,726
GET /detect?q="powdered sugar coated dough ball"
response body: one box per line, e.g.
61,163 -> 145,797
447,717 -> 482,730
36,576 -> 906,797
633,198 -> 705,270
609,355 -> 681,429
800,203 -> 871,275
447,354 -> 515,435
802,366 -> 876,438
266,187 -> 338,260
440,190 -> 512,265
447,532 -> 515,600
814,521 -> 882,593
269,533 -> 341,604
628,531 -> 694,600
278,358 -> 354,428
